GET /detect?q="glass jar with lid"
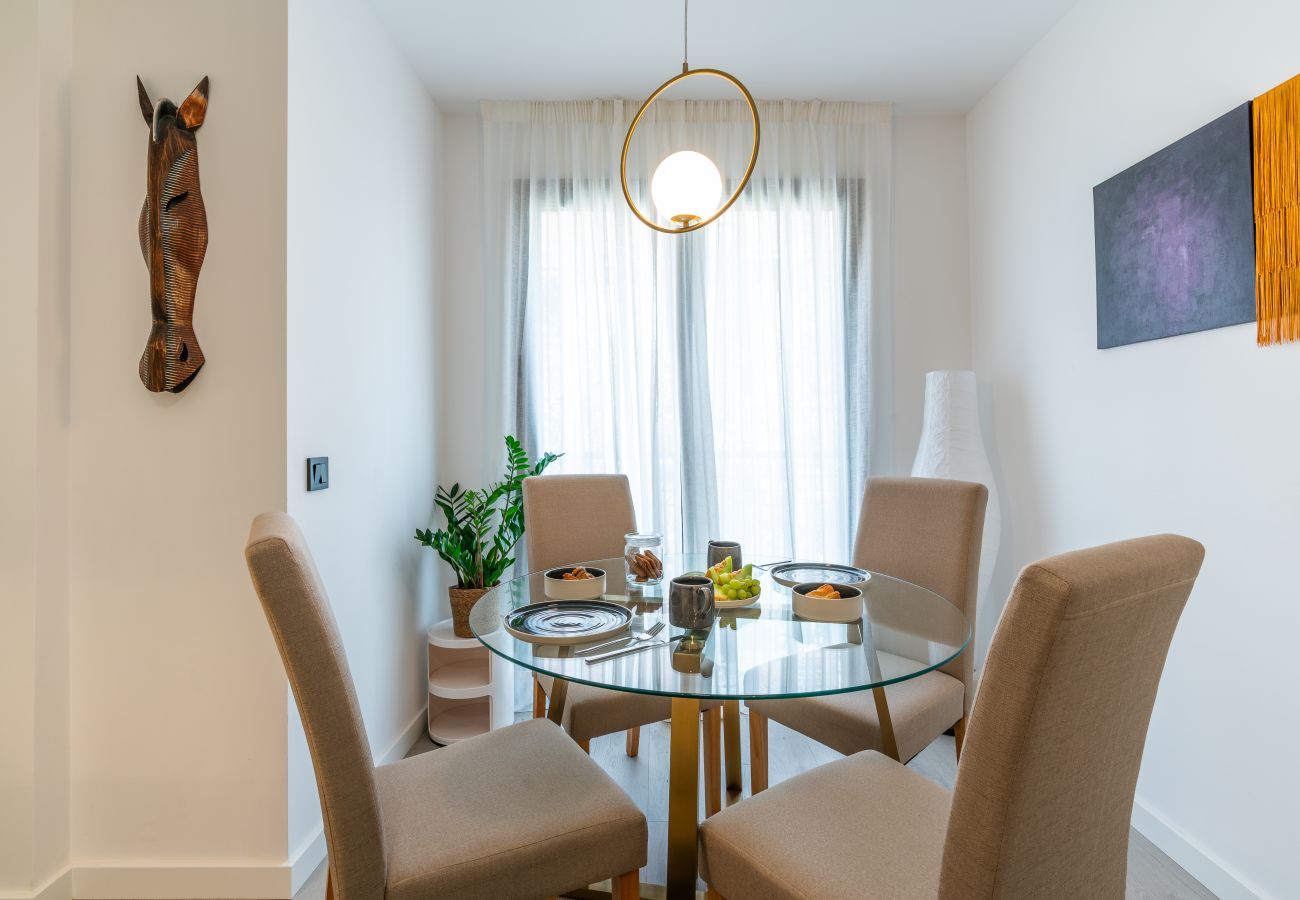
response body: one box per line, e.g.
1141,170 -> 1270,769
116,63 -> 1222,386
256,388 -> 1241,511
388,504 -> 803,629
624,531 -> 664,587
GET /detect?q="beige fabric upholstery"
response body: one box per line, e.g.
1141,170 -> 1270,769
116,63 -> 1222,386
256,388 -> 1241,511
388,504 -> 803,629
700,750 -> 950,900
748,477 -> 987,761
245,512 -> 386,900
561,682 -> 722,743
523,474 -> 637,572
378,718 -> 646,900
939,534 -> 1204,899
523,474 -> 677,740
246,512 -> 647,900
851,477 -> 987,698
747,663 -> 963,762
704,534 -> 1203,900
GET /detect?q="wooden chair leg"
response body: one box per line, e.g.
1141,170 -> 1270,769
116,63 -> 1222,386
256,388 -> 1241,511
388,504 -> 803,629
533,675 -> 546,719
613,869 -> 640,899
954,717 -> 967,762
625,725 -> 640,757
749,709 -> 769,794
577,738 -> 590,753
325,870 -> 334,900
703,706 -> 722,817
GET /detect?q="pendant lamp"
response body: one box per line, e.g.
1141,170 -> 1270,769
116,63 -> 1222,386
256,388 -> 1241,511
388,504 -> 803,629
620,0 -> 760,233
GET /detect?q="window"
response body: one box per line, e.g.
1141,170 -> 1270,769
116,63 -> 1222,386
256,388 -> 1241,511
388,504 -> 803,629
515,178 -> 868,563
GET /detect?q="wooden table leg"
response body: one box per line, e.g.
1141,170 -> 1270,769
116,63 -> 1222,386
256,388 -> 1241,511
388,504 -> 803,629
749,709 -> 769,794
546,677 -> 569,727
667,697 -> 702,899
533,674 -> 547,718
871,686 -> 901,761
722,700 -> 742,795
703,706 -> 722,817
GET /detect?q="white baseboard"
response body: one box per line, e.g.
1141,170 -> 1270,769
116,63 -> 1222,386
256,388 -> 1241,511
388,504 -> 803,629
378,703 -> 429,764
6,707 -> 431,900
1132,800 -> 1266,900
288,828 -> 327,895
0,867 -> 73,900
70,864 -> 290,899
35,869 -> 71,900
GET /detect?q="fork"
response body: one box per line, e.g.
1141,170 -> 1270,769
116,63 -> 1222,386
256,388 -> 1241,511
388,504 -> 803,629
575,620 -> 665,657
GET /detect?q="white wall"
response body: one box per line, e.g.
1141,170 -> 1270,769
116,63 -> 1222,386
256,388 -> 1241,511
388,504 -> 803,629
966,1 -> 1300,897
439,113 -> 492,489
68,1 -> 291,894
437,111 -> 973,490
286,0 -> 444,880
1,1 -> 447,895
0,1 -> 43,889
892,115 -> 972,471
1,0 -> 74,894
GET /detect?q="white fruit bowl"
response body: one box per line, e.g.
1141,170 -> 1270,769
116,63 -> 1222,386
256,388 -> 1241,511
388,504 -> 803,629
791,582 -> 863,623
543,566 -> 606,600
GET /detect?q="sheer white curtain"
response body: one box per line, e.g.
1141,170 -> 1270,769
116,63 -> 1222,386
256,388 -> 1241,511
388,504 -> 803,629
481,99 -> 892,565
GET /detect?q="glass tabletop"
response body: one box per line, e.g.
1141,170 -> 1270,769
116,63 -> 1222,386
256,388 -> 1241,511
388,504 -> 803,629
469,553 -> 971,701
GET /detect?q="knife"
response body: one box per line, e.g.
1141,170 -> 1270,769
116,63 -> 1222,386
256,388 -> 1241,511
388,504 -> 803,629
575,635 -> 633,657
584,638 -> 673,665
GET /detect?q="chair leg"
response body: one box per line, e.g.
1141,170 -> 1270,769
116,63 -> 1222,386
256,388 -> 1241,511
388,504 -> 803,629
749,709 -> 769,794
325,870 -> 334,900
626,726 -> 640,757
703,706 -> 722,816
954,717 -> 967,762
577,738 -> 590,753
533,675 -> 546,719
613,870 -> 640,899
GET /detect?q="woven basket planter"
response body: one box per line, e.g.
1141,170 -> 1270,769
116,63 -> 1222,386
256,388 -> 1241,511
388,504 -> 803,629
448,587 -> 489,639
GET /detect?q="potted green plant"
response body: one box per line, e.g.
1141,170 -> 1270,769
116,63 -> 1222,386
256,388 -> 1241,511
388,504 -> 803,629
415,435 -> 561,637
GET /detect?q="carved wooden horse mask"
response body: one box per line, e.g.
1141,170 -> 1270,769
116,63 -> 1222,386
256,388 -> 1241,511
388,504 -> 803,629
136,75 -> 209,393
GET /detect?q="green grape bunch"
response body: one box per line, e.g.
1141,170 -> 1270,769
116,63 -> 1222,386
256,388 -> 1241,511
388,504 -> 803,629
707,556 -> 761,602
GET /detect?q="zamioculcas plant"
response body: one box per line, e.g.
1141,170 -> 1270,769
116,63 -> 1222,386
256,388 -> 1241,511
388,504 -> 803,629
415,435 -> 561,635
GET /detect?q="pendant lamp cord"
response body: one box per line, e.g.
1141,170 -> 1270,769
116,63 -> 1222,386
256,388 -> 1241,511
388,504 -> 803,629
682,0 -> 689,72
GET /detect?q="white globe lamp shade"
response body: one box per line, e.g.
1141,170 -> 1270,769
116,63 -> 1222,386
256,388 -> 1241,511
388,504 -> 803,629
651,150 -> 723,226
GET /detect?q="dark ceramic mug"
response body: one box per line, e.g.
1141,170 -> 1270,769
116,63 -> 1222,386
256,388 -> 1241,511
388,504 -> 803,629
669,575 -> 715,631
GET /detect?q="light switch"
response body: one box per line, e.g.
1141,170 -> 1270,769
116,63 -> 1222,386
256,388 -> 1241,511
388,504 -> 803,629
307,457 -> 329,491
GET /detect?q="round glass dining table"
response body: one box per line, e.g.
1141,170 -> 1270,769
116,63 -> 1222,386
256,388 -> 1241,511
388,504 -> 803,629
470,553 -> 970,899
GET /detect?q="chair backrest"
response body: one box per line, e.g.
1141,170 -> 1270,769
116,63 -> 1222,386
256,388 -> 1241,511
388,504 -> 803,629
245,513 -> 386,900
523,474 -> 638,572
852,477 -> 987,701
939,535 -> 1204,899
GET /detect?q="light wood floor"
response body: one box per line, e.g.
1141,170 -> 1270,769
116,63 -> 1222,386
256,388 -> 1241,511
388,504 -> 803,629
296,709 -> 1216,899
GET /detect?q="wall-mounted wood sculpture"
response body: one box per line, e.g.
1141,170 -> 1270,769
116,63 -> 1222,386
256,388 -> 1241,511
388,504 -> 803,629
136,75 -> 209,392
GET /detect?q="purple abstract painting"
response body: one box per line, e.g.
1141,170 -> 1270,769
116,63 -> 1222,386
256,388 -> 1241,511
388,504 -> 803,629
1093,103 -> 1255,349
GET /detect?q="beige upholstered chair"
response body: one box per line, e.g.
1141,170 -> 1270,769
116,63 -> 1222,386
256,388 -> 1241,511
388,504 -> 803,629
746,477 -> 987,789
245,512 -> 646,900
700,534 -> 1205,900
524,475 -> 726,810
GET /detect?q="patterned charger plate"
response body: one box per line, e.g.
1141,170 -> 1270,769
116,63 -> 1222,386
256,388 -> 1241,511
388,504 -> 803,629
769,562 -> 872,589
503,600 -> 633,646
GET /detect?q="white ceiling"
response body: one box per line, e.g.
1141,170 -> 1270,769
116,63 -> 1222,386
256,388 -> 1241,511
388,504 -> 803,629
367,0 -> 1078,114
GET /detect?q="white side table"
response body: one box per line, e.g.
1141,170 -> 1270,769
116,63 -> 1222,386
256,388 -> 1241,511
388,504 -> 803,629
426,618 -> 513,744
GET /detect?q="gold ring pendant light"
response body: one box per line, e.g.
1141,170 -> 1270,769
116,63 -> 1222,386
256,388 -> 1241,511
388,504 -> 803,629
620,0 -> 760,233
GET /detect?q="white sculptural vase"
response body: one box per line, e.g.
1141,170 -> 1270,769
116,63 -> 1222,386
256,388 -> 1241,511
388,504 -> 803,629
911,370 -> 1001,603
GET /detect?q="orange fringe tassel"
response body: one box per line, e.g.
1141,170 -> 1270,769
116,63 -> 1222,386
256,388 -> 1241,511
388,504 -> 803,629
1253,74 -> 1300,345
